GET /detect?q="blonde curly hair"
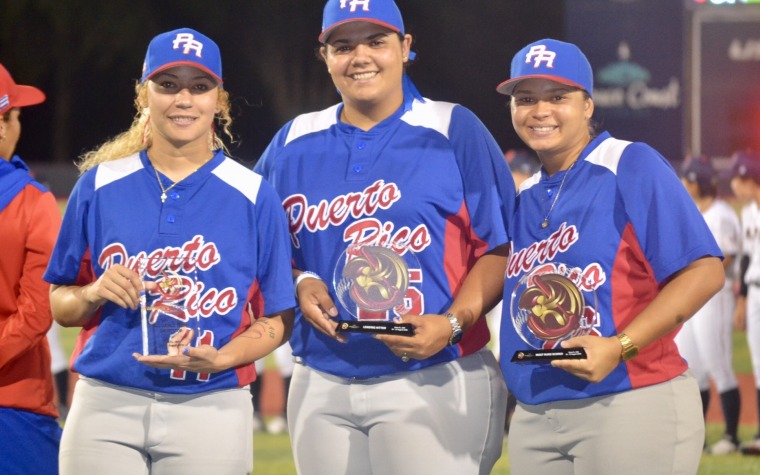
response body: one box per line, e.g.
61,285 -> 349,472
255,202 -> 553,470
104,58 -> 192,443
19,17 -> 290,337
77,82 -> 233,173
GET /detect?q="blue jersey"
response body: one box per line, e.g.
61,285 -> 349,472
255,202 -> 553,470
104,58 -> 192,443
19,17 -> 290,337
44,150 -> 295,394
501,132 -> 722,405
255,91 -> 515,379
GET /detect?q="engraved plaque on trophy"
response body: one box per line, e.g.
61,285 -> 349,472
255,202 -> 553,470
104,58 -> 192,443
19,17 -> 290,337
509,263 -> 598,364
332,242 -> 423,336
139,256 -> 202,356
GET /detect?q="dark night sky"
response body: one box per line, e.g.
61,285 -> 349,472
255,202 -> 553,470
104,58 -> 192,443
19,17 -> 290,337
1,1 -> 564,195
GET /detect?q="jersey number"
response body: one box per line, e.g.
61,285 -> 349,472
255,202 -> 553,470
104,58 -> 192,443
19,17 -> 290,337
170,329 -> 214,382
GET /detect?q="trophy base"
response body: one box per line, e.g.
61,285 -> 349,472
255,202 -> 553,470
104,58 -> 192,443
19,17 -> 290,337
511,348 -> 587,365
335,320 -> 414,336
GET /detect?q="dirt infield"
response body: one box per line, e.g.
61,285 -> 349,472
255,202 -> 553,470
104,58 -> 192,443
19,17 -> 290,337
707,373 -> 757,426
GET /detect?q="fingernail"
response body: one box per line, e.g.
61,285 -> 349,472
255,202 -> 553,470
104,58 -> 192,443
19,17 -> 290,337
183,348 -> 190,355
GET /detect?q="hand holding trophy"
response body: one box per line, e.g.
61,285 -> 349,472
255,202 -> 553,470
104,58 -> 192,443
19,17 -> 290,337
333,242 -> 423,336
139,256 -> 202,356
510,263 -> 598,364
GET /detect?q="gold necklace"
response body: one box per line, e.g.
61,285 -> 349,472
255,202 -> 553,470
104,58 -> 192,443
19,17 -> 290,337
541,159 -> 578,229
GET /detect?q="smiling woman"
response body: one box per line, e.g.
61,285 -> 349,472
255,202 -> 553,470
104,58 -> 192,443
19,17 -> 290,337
75,29 -> 233,176
319,21 -> 412,130
496,39 -> 725,475
253,1 -> 517,474
43,28 -> 295,475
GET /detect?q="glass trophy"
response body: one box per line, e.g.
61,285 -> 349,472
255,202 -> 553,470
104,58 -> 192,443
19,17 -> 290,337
509,263 -> 599,364
139,256 -> 202,356
332,242 -> 422,336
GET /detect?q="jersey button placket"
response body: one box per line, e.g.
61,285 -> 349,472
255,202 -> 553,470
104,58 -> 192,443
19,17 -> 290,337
346,135 -> 371,181
158,188 -> 183,235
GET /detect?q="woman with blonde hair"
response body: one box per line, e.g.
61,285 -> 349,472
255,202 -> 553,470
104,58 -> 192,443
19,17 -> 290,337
44,28 -> 294,475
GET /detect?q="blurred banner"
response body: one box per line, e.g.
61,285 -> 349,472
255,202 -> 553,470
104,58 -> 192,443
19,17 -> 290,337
692,6 -> 760,157
566,0 -> 684,161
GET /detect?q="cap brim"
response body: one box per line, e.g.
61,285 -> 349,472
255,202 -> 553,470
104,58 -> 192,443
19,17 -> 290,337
319,19 -> 401,43
496,75 -> 587,96
11,84 -> 46,108
144,62 -> 223,85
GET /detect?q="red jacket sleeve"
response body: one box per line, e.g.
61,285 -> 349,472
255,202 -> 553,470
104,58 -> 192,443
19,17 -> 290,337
0,190 -> 62,368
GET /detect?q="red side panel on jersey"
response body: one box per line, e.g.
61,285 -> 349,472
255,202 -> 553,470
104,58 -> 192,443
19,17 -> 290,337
70,249 -> 101,371
443,201 -> 491,356
611,224 -> 687,388
233,279 -> 262,386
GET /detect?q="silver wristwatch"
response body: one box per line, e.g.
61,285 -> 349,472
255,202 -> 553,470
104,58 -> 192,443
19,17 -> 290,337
445,312 -> 463,346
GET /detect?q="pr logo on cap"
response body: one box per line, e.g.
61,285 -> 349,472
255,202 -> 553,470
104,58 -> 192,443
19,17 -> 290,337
319,0 -> 404,43
172,32 -> 205,58
496,39 -> 593,97
141,28 -> 222,85
525,45 -> 557,69
339,0 -> 371,12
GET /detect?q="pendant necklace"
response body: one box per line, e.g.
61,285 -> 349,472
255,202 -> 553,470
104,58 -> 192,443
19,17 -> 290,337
152,157 -> 210,203
541,159 -> 578,229
154,167 -> 182,203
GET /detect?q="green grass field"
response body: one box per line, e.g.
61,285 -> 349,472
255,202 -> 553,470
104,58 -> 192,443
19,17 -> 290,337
254,425 -> 760,475
254,421 -> 760,474
58,326 -> 760,474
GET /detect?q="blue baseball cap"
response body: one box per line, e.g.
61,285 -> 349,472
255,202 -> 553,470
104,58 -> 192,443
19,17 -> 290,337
680,156 -> 716,191
141,28 -> 222,84
726,150 -> 760,183
319,0 -> 405,43
496,39 -> 593,97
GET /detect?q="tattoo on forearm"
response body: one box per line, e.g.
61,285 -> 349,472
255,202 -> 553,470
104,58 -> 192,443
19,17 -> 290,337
250,318 -> 277,340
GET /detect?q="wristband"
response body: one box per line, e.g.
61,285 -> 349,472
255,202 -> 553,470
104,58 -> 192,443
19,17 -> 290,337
294,271 -> 322,296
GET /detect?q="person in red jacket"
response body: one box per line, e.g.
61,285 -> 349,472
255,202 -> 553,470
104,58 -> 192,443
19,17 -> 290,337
0,63 -> 63,475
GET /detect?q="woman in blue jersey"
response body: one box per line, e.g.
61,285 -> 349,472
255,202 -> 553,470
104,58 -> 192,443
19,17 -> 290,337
44,28 -> 294,475
495,38 -> 725,474
254,1 -> 515,474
